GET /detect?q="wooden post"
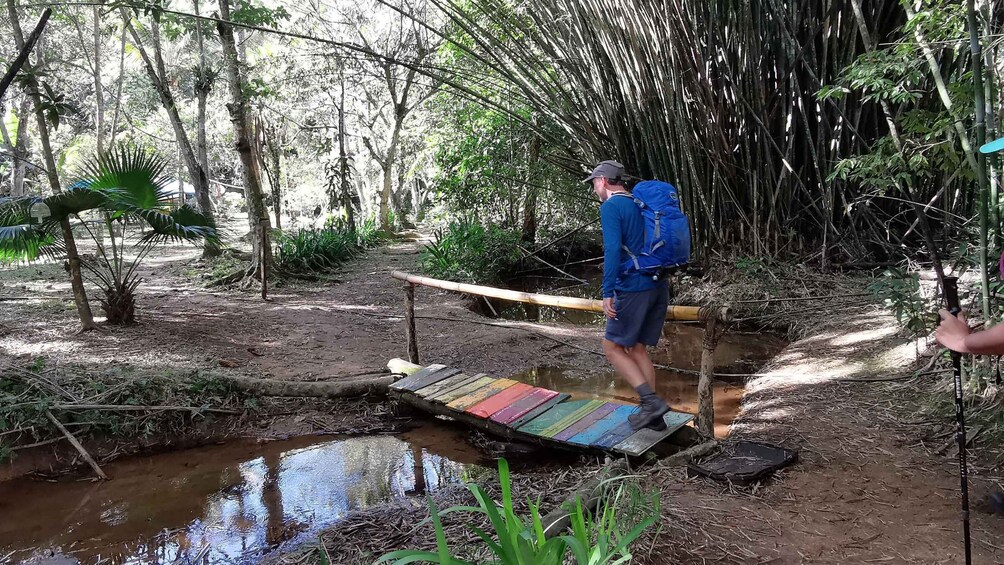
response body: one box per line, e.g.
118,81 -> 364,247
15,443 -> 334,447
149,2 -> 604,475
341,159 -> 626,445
260,218 -> 268,300
405,282 -> 419,364
696,315 -> 722,438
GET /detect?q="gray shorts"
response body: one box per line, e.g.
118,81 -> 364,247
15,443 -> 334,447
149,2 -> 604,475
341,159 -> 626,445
604,285 -> 669,348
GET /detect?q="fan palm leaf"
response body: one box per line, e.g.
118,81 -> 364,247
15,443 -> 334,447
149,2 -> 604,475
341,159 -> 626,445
138,205 -> 219,246
76,146 -> 173,211
0,197 -> 60,262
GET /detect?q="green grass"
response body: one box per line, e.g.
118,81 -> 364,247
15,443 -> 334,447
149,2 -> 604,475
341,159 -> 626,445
375,458 -> 659,565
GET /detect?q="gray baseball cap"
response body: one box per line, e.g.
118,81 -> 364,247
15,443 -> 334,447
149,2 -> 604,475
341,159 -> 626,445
582,160 -> 625,183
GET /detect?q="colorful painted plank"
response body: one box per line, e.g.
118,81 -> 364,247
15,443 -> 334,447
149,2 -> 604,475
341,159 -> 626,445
553,402 -> 618,442
507,393 -> 571,429
612,411 -> 695,456
466,383 -> 535,418
490,388 -> 559,424
446,378 -> 518,411
517,399 -> 591,435
527,399 -> 602,438
413,372 -> 479,399
390,365 -> 456,391
428,375 -> 494,403
569,405 -> 637,446
592,419 -> 637,450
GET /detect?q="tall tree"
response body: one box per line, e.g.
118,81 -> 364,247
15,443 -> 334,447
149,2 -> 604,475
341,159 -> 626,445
123,8 -> 218,257
216,0 -> 272,279
357,4 -> 439,232
6,1 -> 96,330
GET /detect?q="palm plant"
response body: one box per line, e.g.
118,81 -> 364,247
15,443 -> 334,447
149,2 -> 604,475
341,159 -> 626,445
0,147 -> 218,324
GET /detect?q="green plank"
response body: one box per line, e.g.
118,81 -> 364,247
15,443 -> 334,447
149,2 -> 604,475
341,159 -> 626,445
507,393 -> 570,429
517,399 -> 592,436
413,372 -> 479,399
612,411 -> 694,456
389,364 -> 448,391
539,399 -> 606,438
428,375 -> 494,404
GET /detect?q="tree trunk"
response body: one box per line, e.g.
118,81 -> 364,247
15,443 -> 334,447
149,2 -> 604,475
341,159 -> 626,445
193,0 -> 216,259
269,132 -> 282,231
217,0 -> 272,279
521,135 -> 541,244
7,0 -> 95,330
379,161 -> 393,232
92,4 -> 104,155
124,12 -> 217,255
0,95 -> 30,196
338,68 -> 355,228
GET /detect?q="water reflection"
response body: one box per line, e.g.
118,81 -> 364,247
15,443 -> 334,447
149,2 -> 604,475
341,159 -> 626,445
1,428 -> 473,564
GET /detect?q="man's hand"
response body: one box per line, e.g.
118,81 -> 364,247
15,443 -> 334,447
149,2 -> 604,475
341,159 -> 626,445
602,297 -> 616,319
935,309 -> 970,353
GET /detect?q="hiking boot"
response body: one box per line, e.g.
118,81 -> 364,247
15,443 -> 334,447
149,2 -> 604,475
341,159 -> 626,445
628,396 -> 670,431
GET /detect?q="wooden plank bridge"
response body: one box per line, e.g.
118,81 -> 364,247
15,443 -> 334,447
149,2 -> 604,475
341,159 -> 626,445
389,362 -> 696,457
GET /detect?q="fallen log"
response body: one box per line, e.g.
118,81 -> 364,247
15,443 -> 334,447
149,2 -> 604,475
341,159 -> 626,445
219,373 -> 395,399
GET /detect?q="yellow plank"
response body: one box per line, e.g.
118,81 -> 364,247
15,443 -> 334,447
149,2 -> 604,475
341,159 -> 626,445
429,376 -> 494,403
446,378 -> 518,411
539,399 -> 605,438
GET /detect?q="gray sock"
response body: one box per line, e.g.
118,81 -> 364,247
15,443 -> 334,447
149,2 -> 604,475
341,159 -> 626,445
634,382 -> 656,399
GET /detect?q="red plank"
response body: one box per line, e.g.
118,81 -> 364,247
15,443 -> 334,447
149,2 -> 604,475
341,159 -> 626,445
466,383 -> 535,418
490,388 -> 560,424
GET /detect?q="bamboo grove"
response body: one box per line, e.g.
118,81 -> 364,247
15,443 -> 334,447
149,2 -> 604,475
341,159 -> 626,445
420,0 -> 1003,270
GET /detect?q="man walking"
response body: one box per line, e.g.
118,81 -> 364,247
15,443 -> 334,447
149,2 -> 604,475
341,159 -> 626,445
584,160 -> 672,430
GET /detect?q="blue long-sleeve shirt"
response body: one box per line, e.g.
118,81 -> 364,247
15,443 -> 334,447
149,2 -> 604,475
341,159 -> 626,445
599,193 -> 659,298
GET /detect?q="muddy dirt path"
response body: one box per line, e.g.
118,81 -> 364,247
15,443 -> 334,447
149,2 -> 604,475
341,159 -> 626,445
5,235 -> 1004,564
650,311 -> 1004,564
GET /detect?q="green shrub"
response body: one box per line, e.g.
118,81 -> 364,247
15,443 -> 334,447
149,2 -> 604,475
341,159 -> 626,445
275,221 -> 385,276
421,219 -> 523,284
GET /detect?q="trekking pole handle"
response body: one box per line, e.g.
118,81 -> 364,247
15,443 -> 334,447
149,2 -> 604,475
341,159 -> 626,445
944,276 -> 961,316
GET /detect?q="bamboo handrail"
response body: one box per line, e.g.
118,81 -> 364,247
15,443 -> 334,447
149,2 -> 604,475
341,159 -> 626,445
390,271 -> 732,322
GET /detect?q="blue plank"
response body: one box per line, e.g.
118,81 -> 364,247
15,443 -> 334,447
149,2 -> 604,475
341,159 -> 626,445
593,419 -> 638,449
568,405 -> 637,446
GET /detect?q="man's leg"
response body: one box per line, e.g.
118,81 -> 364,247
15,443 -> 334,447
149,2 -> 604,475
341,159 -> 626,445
628,344 -> 656,389
602,338 -> 647,388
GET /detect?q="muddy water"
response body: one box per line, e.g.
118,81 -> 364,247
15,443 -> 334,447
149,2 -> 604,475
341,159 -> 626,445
0,423 -> 481,564
510,325 -> 786,438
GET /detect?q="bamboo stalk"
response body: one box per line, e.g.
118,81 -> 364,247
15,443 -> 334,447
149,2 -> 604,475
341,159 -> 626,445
390,271 -> 731,322
45,410 -> 107,480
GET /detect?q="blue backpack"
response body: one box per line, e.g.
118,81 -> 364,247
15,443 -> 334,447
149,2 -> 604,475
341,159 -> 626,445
619,180 -> 691,277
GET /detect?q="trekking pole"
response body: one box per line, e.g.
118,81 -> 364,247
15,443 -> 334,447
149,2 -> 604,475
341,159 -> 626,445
942,276 -> 972,564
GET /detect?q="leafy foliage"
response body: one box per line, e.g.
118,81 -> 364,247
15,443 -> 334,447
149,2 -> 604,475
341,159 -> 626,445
420,219 -> 523,284
274,219 -> 385,277
867,268 -> 933,336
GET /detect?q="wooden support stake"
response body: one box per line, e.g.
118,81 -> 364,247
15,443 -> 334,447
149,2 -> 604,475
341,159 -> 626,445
405,282 -> 419,364
45,410 -> 107,480
696,316 -> 720,438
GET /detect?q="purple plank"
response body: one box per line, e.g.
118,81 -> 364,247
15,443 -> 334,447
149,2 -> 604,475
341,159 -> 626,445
553,403 -> 617,442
